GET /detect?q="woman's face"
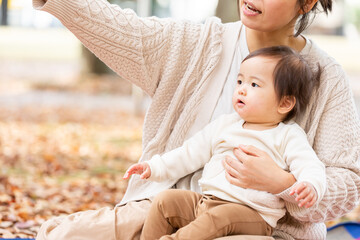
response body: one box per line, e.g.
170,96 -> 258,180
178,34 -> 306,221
239,0 -> 301,33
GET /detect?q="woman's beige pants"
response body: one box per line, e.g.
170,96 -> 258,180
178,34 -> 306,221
36,198 -> 275,240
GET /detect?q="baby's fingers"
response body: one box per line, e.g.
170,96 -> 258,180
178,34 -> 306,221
298,191 -> 316,207
295,187 -> 310,202
123,164 -> 143,179
290,182 -> 306,196
297,187 -> 317,208
297,192 -> 311,207
305,195 -> 317,208
140,166 -> 151,179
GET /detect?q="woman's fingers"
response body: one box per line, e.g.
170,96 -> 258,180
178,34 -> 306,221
223,155 -> 242,178
237,144 -> 261,157
233,147 -> 250,164
225,145 -> 295,194
224,171 -> 242,186
223,155 -> 251,188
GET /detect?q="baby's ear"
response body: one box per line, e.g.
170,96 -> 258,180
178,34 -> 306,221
278,96 -> 296,115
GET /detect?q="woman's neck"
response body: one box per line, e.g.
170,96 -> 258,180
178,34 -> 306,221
246,27 -> 306,53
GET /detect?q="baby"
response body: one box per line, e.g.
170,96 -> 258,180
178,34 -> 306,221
123,46 -> 326,239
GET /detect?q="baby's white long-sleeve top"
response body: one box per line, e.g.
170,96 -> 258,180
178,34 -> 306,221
147,113 -> 326,227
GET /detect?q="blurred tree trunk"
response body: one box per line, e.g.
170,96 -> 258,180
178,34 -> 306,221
215,0 -> 239,23
81,46 -> 112,75
1,0 -> 8,26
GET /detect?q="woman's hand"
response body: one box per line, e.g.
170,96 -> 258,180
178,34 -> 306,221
222,144 -> 296,194
123,162 -> 151,180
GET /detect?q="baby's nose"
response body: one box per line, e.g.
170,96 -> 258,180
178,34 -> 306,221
239,87 -> 246,95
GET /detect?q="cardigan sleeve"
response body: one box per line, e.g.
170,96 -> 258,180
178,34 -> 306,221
32,0 -> 203,97
277,63 -> 360,223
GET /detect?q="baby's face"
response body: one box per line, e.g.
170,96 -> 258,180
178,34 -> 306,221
232,56 -> 281,124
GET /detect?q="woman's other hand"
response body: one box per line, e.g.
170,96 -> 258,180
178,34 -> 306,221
222,144 -> 296,194
123,162 -> 151,180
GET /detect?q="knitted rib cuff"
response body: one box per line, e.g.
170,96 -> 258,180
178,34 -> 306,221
276,186 -> 298,204
33,0 -> 80,25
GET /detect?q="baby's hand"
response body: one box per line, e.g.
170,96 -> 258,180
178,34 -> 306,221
123,162 -> 151,180
289,182 -> 317,208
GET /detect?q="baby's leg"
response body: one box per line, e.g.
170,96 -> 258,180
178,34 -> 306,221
162,196 -> 273,240
140,189 -> 202,240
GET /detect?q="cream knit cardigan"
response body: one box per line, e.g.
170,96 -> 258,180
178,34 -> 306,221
34,0 -> 360,239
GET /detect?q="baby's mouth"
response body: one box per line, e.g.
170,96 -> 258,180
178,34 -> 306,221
245,2 -> 262,14
238,99 -> 245,105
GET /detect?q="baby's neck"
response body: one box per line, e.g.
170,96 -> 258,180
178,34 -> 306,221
243,121 -> 280,131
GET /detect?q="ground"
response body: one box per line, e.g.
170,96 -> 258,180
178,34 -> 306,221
0,75 -> 144,238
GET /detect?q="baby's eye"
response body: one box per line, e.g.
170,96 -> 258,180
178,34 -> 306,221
237,80 -> 242,85
251,82 -> 259,87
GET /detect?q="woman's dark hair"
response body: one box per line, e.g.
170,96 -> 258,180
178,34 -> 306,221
242,46 -> 322,121
237,0 -> 333,37
296,0 -> 332,36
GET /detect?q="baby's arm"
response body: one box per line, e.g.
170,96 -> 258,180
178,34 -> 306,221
290,182 -> 317,208
275,124 -> 327,221
123,163 -> 151,180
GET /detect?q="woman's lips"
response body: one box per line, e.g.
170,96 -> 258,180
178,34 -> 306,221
243,1 -> 262,16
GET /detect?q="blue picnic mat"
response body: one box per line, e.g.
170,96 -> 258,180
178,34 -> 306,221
327,221 -> 360,240
3,222 -> 360,240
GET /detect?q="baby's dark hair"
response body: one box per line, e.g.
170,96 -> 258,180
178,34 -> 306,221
242,46 -> 322,122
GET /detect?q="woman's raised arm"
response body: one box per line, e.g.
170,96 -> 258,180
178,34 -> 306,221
33,0 -> 203,97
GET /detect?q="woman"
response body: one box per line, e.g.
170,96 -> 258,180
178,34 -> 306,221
33,0 -> 360,239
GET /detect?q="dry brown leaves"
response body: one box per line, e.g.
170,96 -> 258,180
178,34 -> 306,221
0,106 -> 143,238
